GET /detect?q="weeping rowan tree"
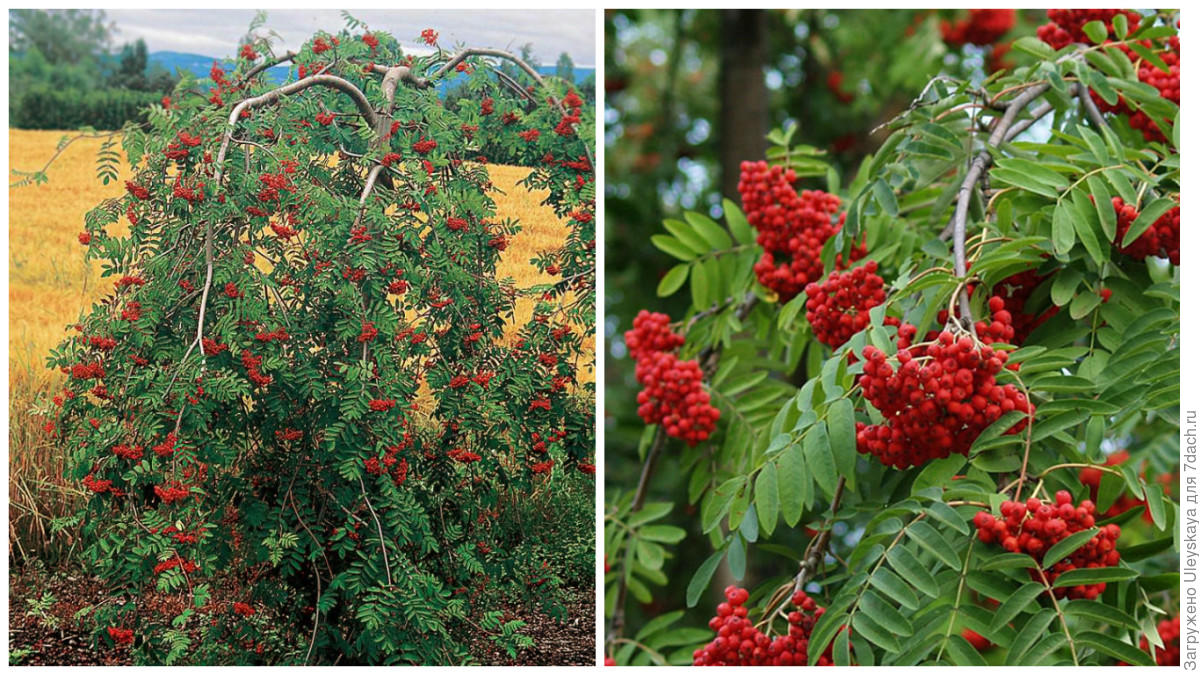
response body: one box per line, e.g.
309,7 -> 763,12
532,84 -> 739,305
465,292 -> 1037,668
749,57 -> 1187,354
42,18 -> 594,665
606,9 -> 1179,667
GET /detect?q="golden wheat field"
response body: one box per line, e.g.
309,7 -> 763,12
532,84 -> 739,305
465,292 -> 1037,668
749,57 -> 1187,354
8,128 -> 593,561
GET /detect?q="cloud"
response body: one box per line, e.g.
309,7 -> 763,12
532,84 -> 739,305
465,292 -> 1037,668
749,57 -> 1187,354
104,9 -> 595,66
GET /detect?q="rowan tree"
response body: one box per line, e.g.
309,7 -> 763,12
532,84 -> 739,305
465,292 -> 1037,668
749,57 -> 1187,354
606,8 -> 1179,667
38,15 -> 595,665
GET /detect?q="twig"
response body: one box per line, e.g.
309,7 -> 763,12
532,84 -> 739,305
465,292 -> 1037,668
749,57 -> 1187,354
357,475 -> 393,586
10,131 -> 119,187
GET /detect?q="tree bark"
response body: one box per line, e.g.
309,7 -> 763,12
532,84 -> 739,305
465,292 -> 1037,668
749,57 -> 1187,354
718,9 -> 769,200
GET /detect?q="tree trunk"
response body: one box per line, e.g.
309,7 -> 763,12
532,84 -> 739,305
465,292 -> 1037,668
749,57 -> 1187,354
718,9 -> 769,201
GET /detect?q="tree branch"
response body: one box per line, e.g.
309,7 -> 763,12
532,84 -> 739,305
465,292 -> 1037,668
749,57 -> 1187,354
236,50 -> 297,88
946,83 -> 1052,328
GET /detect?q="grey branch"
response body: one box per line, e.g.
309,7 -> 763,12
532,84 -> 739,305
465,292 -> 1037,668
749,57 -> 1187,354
946,83 -> 1052,326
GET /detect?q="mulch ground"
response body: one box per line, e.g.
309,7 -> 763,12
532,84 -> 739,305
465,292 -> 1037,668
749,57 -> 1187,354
470,587 -> 596,666
8,567 -> 128,666
10,565 -> 595,666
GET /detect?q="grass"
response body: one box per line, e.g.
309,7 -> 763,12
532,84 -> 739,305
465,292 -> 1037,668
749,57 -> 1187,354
8,128 -> 594,564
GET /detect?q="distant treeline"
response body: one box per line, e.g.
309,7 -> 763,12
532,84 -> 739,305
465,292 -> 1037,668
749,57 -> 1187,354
9,9 -> 177,130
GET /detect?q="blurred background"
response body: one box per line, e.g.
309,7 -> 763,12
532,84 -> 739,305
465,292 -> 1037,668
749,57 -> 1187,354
604,6 -> 1044,633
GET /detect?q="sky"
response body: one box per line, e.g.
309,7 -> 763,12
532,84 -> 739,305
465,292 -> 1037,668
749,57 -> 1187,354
103,9 -> 596,67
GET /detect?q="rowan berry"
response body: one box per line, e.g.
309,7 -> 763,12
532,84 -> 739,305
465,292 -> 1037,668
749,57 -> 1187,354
973,493 -> 1121,598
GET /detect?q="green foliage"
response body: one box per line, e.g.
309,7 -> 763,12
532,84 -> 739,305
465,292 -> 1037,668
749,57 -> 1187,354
43,17 -> 594,666
607,8 -> 1179,667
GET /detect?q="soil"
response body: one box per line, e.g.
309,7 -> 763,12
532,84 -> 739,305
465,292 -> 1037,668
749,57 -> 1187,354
469,586 -> 597,666
8,567 -> 128,666
10,565 -> 595,666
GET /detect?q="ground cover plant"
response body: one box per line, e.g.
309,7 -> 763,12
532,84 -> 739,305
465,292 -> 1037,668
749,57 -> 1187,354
606,8 -> 1179,667
11,13 -> 595,666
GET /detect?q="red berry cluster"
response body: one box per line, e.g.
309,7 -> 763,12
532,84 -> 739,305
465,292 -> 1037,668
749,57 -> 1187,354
625,311 -> 719,446
941,9 -> 1015,46
738,161 -> 859,301
972,491 -> 1121,599
108,626 -> 134,646
988,268 -> 1060,344
855,298 -> 1032,469
625,310 -> 685,360
1113,197 -> 1181,264
804,260 -> 887,349
692,586 -> 834,666
1036,9 -> 1141,50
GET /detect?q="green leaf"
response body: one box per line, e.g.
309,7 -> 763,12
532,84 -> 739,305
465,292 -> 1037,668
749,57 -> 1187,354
701,478 -> 744,533
913,456 -> 966,492
1112,12 -> 1128,39
804,422 -> 838,500
1070,189 -> 1106,265
723,199 -> 755,245
826,398 -> 857,492
997,158 -> 1069,190
686,550 -> 726,608
637,539 -> 666,570
1013,36 -> 1055,59
992,168 -> 1062,199
778,446 -> 808,527
1121,197 -> 1176,247
690,260 -> 710,311
945,634 -> 987,666
873,180 -> 899,216
1087,176 -> 1116,241
685,211 -> 733,250
1076,631 -> 1154,666
1144,483 -> 1166,529
651,234 -> 696,261
1051,203 -> 1076,254
1070,290 -> 1102,320
1128,41 -> 1171,74
727,534 -> 746,580
663,218 -> 714,255
636,610 -> 684,642
1050,268 -> 1083,306
630,502 -> 675,527
657,264 -> 690,297
834,624 -> 852,666
1062,599 -> 1138,629
927,501 -> 969,535
639,525 -> 687,544
1042,527 -> 1099,567
861,590 -> 913,636
755,463 -> 780,537
989,582 -> 1043,631
1005,609 -> 1057,665
906,520 -> 961,571
851,611 -> 902,653
887,546 -> 939,597
1052,566 -> 1138,588
869,567 -> 920,611
1081,20 -> 1109,45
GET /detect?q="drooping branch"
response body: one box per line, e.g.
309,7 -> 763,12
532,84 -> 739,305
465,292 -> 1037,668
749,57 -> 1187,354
195,73 -> 378,360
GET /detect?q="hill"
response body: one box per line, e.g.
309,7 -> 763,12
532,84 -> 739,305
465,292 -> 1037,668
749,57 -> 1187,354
148,50 -> 594,86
